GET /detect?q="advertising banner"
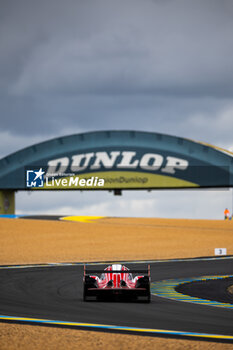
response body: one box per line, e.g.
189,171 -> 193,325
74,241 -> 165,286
0,131 -> 232,190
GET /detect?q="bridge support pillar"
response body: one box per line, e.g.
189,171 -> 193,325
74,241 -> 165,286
0,190 -> 15,214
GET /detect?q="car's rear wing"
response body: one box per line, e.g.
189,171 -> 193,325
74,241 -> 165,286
84,265 -> 150,277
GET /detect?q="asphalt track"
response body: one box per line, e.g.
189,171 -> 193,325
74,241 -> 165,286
176,276 -> 233,304
0,258 -> 233,342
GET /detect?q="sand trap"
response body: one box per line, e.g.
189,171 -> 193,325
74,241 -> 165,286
0,323 -> 232,350
227,285 -> 233,295
0,217 -> 232,265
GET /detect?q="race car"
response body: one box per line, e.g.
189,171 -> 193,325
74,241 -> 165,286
83,264 -> 151,302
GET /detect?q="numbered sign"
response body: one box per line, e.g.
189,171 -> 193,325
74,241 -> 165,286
215,248 -> 227,256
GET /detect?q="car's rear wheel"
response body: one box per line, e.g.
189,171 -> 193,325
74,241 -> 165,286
146,292 -> 151,303
83,276 -> 98,301
83,284 -> 87,301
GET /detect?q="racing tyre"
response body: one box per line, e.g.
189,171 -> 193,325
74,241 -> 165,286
83,283 -> 88,301
136,276 -> 151,303
83,276 -> 98,301
146,290 -> 151,303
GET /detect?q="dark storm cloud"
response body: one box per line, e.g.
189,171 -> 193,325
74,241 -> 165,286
1,0 -> 233,149
2,0 -> 233,97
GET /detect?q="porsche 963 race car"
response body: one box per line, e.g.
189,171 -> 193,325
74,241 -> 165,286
83,264 -> 151,302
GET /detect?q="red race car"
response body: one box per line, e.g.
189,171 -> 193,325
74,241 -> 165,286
83,264 -> 151,302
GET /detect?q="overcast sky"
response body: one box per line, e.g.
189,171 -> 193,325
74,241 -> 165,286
1,0 -> 233,219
